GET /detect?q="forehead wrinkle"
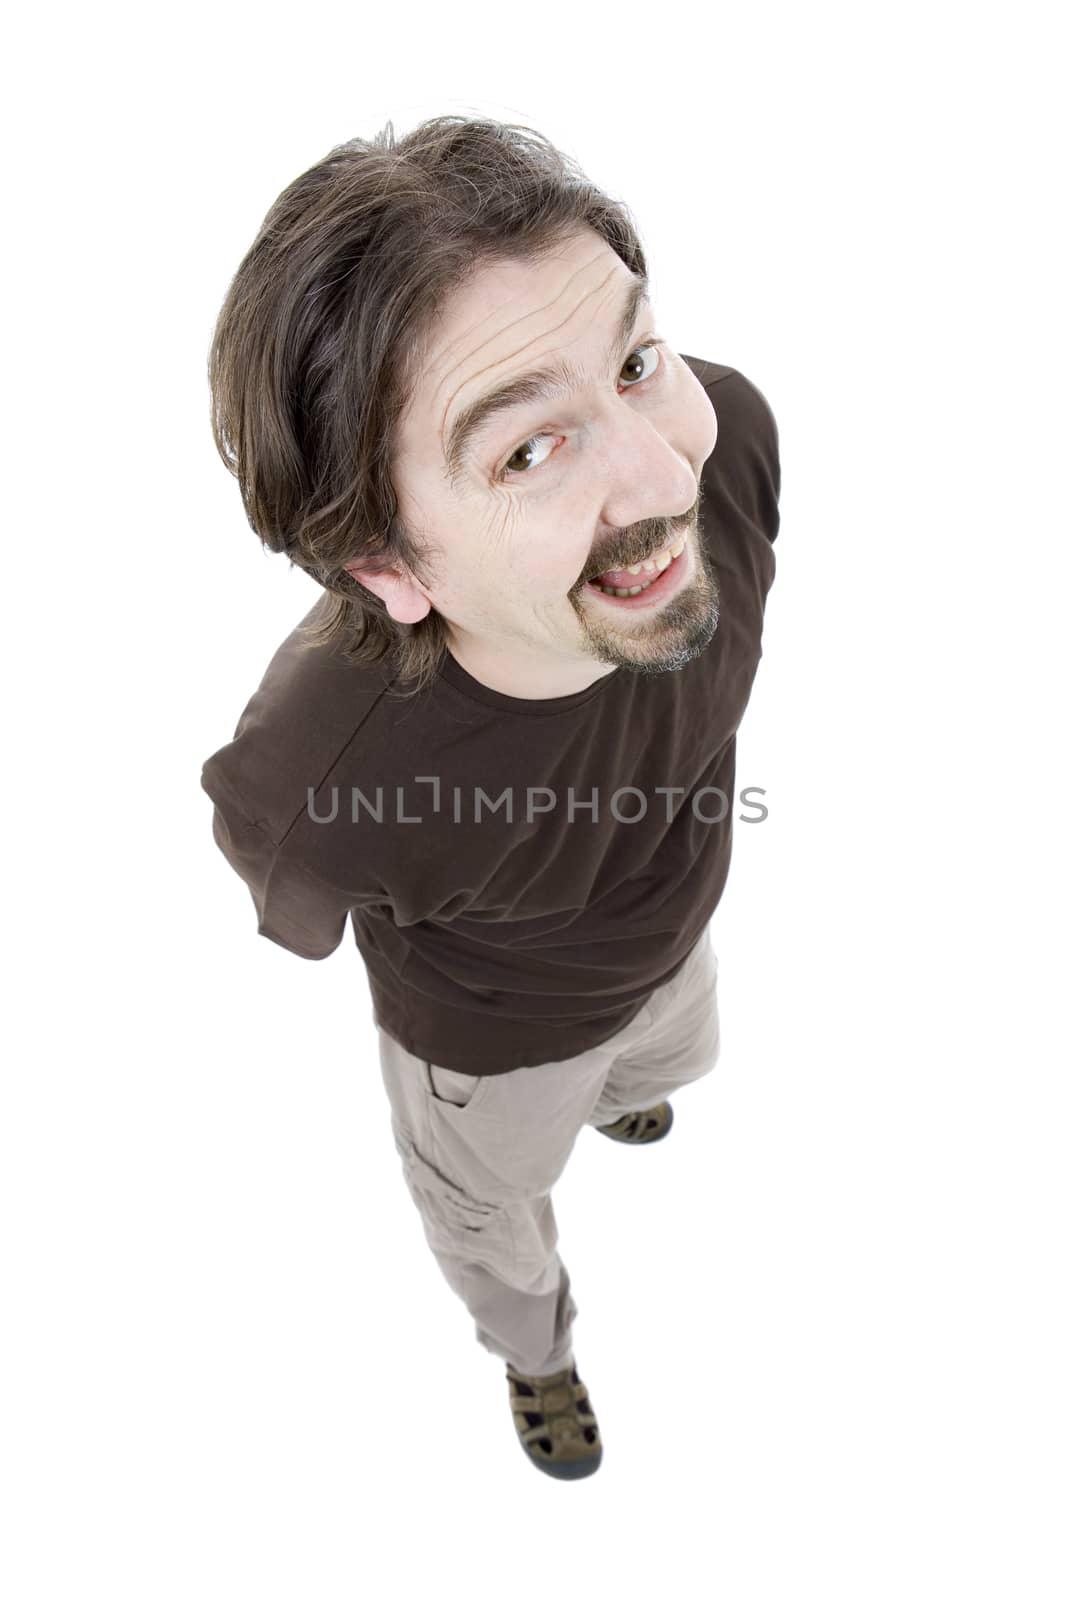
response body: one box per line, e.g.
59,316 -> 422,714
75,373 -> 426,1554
428,260 -> 617,419
440,270 -> 650,491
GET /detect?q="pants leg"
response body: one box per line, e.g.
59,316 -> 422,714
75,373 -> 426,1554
587,922 -> 720,1126
376,1028 -> 597,1377
375,922 -> 720,1377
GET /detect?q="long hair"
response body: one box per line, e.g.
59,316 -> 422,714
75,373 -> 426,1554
207,115 -> 649,697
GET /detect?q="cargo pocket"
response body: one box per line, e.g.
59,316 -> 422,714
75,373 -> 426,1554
391,1124 -> 499,1239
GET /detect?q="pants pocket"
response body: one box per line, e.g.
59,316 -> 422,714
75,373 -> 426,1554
424,1061 -> 487,1109
391,1123 -> 499,1235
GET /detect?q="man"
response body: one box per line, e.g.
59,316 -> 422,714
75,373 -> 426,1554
201,116 -> 780,1480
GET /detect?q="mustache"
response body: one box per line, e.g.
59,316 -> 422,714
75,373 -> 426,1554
584,512 -> 695,581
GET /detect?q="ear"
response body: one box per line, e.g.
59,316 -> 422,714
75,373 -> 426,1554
342,560 -> 432,625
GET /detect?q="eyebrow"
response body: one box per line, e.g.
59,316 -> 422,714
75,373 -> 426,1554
443,274 -> 651,488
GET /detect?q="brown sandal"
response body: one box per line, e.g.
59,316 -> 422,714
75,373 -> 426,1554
506,1360 -> 603,1479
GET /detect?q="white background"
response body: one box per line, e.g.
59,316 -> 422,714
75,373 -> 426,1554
3,2 -> 1064,1596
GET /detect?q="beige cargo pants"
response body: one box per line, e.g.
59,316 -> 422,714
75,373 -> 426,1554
376,924 -> 720,1377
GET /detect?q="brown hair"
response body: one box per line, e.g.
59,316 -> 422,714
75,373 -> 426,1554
207,115 -> 649,697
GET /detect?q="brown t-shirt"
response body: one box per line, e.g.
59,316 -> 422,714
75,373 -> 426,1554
200,356 -> 780,1072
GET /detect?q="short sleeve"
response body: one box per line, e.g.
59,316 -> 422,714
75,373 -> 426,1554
205,780 -> 355,961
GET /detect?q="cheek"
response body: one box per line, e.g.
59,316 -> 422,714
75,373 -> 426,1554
483,499 -> 561,589
686,374 -> 718,459
454,496 -> 512,580
703,401 -> 718,459
668,361 -> 717,455
485,497 -> 585,598
515,527 -> 581,595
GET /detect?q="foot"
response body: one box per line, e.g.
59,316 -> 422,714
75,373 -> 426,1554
594,1100 -> 674,1144
506,1361 -> 603,1479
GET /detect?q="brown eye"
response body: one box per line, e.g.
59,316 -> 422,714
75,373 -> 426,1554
619,346 -> 658,384
502,439 -> 544,476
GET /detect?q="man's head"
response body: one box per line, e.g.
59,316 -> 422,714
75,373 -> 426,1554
208,116 -> 720,697
348,227 -> 720,699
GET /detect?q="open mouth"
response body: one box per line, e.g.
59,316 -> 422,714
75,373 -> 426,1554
583,528 -> 692,609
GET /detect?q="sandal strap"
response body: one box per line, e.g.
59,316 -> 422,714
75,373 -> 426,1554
507,1365 -> 598,1454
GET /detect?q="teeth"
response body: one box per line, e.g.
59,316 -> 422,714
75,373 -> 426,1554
623,529 -> 688,577
589,528 -> 689,596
